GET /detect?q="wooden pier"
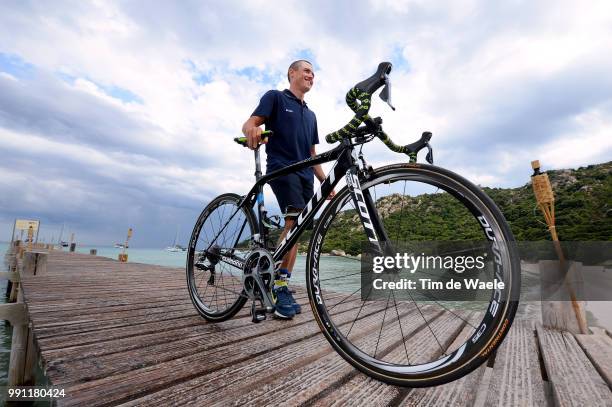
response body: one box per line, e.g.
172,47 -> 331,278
2,245 -> 612,406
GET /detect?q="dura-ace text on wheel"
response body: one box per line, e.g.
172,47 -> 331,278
306,164 -> 520,387
186,193 -> 257,321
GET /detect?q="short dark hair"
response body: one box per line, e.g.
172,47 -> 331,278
287,60 -> 312,83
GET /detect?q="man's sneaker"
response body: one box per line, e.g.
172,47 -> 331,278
273,286 -> 296,319
286,290 -> 302,314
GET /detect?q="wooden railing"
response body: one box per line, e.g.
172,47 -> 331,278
1,240 -> 45,386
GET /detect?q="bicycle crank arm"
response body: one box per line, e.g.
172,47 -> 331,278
251,272 -> 275,312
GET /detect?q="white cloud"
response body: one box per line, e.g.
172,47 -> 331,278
0,0 -> 610,245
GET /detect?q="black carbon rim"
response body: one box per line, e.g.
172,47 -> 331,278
306,164 -> 520,386
186,193 -> 256,321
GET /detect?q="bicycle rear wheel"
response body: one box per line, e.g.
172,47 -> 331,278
306,163 -> 520,386
187,193 -> 256,322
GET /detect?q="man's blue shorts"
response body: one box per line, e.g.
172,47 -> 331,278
268,173 -> 314,217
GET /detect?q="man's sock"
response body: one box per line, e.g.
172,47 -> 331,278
274,268 -> 291,289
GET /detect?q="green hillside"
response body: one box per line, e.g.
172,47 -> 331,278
289,161 -> 611,255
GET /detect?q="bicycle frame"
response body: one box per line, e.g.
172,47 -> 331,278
225,138 -> 390,266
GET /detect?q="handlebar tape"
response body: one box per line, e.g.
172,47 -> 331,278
325,87 -> 372,143
325,62 -> 393,144
234,130 -> 274,147
376,131 -> 406,153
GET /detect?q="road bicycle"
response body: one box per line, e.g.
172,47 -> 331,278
186,62 -> 520,387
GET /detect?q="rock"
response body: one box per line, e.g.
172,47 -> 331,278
330,249 -> 346,256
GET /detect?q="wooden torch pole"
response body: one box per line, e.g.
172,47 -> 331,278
531,160 -> 588,334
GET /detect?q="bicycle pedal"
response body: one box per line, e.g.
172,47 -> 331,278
250,300 -> 268,323
251,308 -> 267,323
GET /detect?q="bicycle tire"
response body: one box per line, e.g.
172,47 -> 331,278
187,193 -> 257,322
306,163 -> 520,387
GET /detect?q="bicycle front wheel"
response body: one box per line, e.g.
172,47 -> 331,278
187,193 -> 256,322
306,163 -> 520,387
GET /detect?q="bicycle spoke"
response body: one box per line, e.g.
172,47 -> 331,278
374,291 -> 392,358
408,290 -> 446,356
219,266 -> 229,309
392,290 -> 411,364
327,284 -> 363,312
412,288 -> 478,329
188,195 -> 254,318
395,180 -> 407,246
320,271 -> 362,282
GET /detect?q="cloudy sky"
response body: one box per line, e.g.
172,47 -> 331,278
1,0 -> 611,247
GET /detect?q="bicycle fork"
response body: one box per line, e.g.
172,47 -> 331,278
345,167 -> 393,256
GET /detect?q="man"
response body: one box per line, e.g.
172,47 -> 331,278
242,60 -> 334,319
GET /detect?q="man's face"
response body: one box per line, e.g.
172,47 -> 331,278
290,62 -> 315,93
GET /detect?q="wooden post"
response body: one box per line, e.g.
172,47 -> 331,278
8,282 -> 18,303
8,323 -> 28,386
22,251 -> 47,276
7,289 -> 30,386
23,326 -> 38,385
531,160 -> 588,334
8,249 -> 20,302
5,280 -> 12,299
539,260 -> 587,334
5,245 -> 17,298
27,226 -> 33,252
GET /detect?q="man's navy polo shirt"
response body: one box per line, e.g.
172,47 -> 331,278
252,89 -> 319,179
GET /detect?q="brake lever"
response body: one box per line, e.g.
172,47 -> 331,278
405,131 -> 434,164
379,76 -> 395,111
425,143 -> 434,164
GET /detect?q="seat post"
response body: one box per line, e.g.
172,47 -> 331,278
254,148 -> 262,181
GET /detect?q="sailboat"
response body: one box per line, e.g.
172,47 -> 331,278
58,223 -> 69,247
165,226 -> 186,252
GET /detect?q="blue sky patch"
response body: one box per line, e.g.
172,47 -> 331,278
292,48 -> 318,70
234,66 -> 279,85
56,71 -> 142,104
185,59 -> 213,85
390,45 -> 410,72
0,53 -> 34,79
101,84 -> 143,104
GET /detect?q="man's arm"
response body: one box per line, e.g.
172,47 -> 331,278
242,116 -> 266,150
311,146 -> 336,199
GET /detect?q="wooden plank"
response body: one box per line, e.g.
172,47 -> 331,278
398,313 -> 487,407
484,320 -> 547,406
16,250 -> 612,406
58,301 -> 405,406
575,331 -> 612,388
43,296 -> 358,385
0,271 -> 20,282
0,303 -> 27,326
312,308 -> 468,407
116,302 -> 410,407
536,324 -> 612,406
217,306 -> 446,407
